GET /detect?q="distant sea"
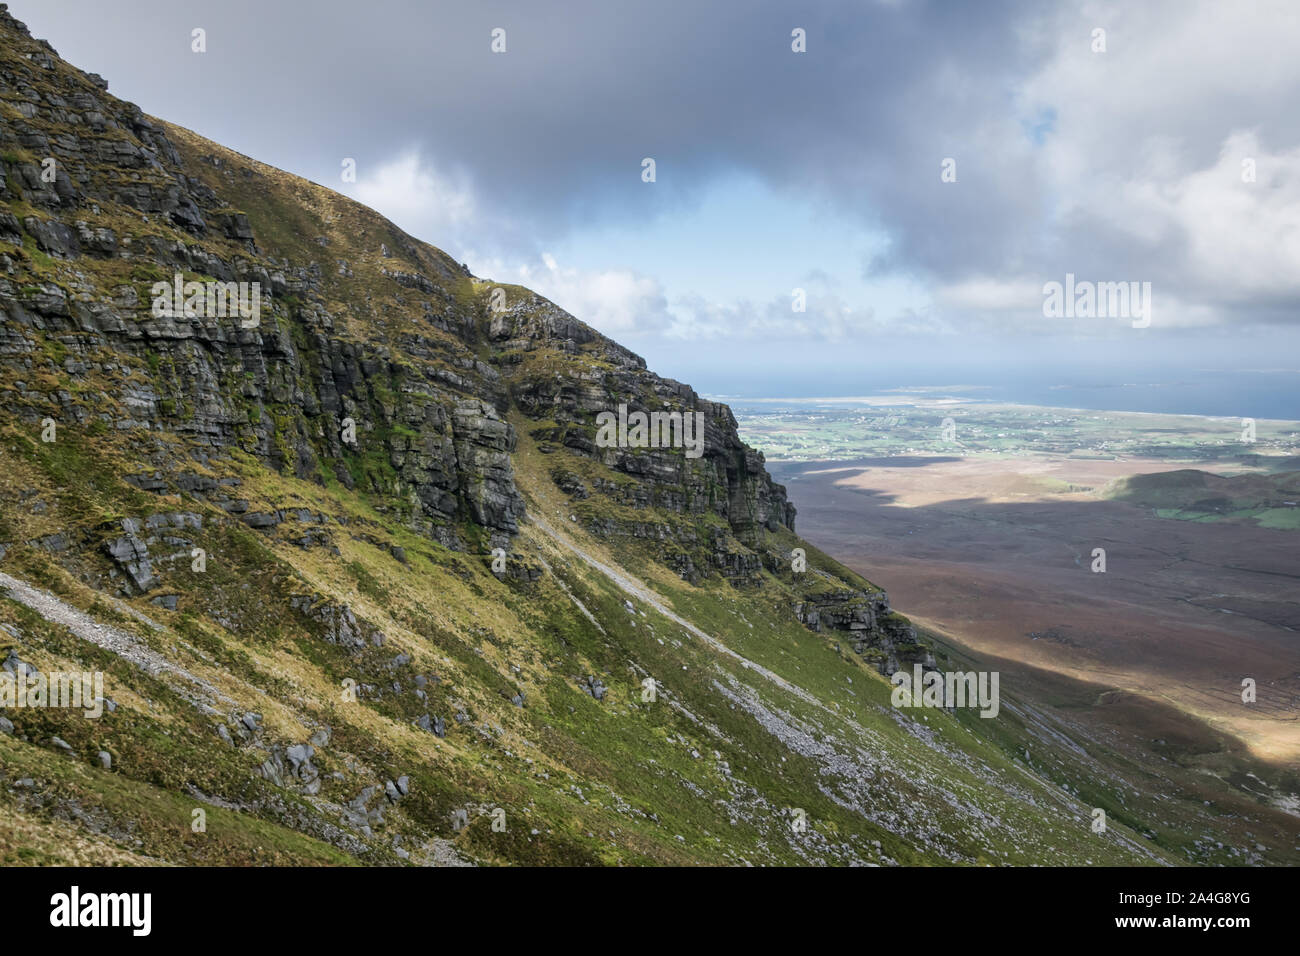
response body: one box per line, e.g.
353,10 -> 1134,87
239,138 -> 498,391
709,369 -> 1299,421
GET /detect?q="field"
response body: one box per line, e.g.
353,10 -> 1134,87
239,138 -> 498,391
735,398 -> 1300,472
736,399 -> 1300,790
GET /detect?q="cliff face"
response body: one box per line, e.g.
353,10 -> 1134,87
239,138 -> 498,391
0,2 -> 792,576
0,5 -> 521,552
498,295 -> 797,582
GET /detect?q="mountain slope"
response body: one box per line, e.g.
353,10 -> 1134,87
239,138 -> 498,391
0,4 -> 1272,866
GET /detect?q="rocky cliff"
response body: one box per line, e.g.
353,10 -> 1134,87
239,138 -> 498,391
0,1 -> 896,652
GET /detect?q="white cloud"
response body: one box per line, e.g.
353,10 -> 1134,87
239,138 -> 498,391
937,277 -> 1043,312
466,255 -> 933,344
473,253 -> 673,336
1006,0 -> 1300,324
1124,132 -> 1300,302
347,149 -> 477,240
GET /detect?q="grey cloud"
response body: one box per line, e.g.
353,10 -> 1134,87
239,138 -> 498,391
14,0 -> 1043,265
17,0 -> 1300,327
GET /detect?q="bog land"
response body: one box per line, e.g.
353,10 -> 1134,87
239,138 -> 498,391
736,399 -> 1300,780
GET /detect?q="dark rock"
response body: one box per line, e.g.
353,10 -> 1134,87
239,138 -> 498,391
103,532 -> 156,592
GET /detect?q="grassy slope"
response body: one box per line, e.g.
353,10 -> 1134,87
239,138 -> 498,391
0,403 -> 1192,866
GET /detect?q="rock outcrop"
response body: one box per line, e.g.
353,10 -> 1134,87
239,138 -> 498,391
794,586 -> 934,675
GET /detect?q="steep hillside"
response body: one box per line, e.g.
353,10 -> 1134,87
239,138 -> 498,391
0,5 -> 1284,866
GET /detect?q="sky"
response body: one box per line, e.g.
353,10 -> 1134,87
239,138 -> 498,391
14,0 -> 1300,411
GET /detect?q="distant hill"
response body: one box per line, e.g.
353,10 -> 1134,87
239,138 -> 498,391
1108,468 -> 1300,529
